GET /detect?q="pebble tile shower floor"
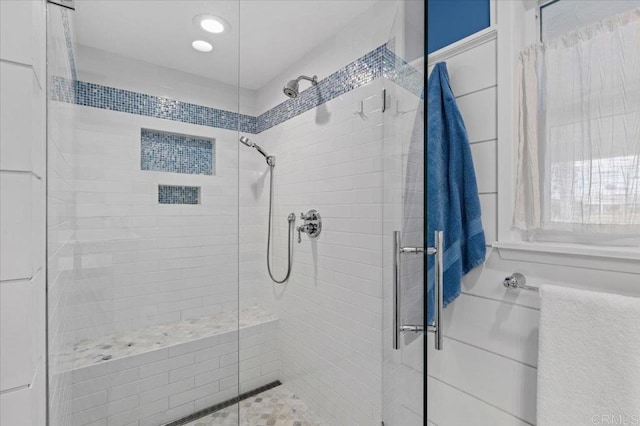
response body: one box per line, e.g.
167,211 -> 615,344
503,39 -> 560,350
184,385 -> 329,426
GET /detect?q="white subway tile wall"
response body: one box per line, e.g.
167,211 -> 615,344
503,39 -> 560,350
0,1 -> 47,426
57,105 -> 241,340
247,78 -> 389,425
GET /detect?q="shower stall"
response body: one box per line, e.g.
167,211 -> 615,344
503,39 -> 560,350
46,1 -> 425,425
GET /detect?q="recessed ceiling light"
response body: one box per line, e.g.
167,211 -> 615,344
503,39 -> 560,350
192,40 -> 213,52
200,17 -> 225,34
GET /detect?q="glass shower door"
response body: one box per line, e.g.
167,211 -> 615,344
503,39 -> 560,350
382,1 -> 426,425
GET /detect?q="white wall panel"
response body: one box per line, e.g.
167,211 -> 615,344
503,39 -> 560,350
444,39 -> 497,97
479,193 -> 497,243
456,87 -> 497,143
0,1 -> 37,68
0,386 -> 33,426
443,293 -> 540,367
427,376 -> 531,426
0,173 -> 33,280
0,62 -> 39,172
470,140 -> 497,193
0,2 -> 46,425
428,337 -> 537,423
0,281 -> 34,391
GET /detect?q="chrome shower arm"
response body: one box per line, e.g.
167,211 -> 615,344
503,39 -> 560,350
296,75 -> 318,85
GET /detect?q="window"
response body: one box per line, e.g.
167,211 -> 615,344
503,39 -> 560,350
550,156 -> 640,227
514,5 -> 640,244
540,0 -> 640,41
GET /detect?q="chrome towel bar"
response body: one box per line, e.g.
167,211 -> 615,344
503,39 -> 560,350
393,230 -> 444,351
503,273 -> 539,292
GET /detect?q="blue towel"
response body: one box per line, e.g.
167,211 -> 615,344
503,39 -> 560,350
427,62 -> 486,325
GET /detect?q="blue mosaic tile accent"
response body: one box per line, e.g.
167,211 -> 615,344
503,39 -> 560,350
382,45 -> 425,99
256,45 -> 389,132
255,45 -> 423,132
158,185 -> 200,205
51,78 -> 257,134
141,129 -> 214,175
51,43 -> 423,134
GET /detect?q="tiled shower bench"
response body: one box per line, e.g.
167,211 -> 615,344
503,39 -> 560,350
63,307 -> 279,426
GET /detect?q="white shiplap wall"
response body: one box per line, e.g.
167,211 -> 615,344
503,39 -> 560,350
426,29 -> 640,426
0,1 -> 47,426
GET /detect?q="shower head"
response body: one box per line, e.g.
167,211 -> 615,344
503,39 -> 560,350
283,80 -> 299,98
238,136 -> 275,166
283,75 -> 318,99
239,135 -> 254,148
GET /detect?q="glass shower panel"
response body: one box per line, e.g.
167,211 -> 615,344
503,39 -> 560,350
47,1 -> 424,424
46,2 -> 241,425
236,1 -> 406,425
382,1 -> 426,425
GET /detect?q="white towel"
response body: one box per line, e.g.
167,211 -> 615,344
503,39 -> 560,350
537,285 -> 640,426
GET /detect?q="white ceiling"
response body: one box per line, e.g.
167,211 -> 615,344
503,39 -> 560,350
75,0 -> 379,90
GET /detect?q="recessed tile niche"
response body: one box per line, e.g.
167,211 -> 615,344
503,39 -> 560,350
141,128 -> 214,175
158,185 -> 200,205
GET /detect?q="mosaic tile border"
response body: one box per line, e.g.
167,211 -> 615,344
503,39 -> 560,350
51,77 -> 257,133
384,46 -> 425,100
166,381 -> 282,426
256,45 -> 388,132
141,129 -> 214,175
158,185 -> 200,205
51,44 -> 423,134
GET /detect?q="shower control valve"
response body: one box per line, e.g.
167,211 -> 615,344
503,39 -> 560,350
300,211 -> 319,221
297,209 -> 321,243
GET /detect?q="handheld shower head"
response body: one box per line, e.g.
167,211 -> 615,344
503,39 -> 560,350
238,136 -> 275,166
283,75 -> 318,99
239,135 -> 254,147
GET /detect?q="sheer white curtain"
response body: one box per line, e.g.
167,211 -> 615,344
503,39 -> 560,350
514,8 -> 640,240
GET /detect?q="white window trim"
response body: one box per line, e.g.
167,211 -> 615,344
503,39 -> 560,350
494,0 -> 640,268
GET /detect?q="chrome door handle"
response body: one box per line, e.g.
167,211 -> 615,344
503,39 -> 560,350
393,231 -> 402,350
432,230 -> 444,350
392,230 -> 443,351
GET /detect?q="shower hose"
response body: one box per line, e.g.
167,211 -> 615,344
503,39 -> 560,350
266,164 -> 295,283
